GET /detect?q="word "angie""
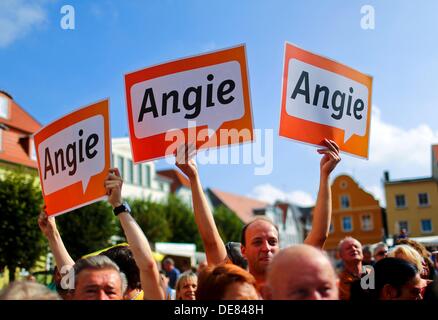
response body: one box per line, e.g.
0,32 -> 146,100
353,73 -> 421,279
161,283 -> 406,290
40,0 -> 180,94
137,74 -> 236,121
291,70 -> 365,120
44,129 -> 99,179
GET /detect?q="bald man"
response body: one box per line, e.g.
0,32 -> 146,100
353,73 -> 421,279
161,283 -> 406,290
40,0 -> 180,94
266,244 -> 339,300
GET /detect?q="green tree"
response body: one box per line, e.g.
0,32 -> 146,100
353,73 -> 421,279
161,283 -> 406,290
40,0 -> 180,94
127,198 -> 172,243
164,195 -> 203,250
0,168 -> 45,282
214,205 -> 244,244
56,201 -> 117,261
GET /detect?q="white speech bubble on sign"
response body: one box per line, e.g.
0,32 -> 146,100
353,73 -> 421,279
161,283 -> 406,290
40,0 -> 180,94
38,115 -> 105,195
130,61 -> 245,138
286,59 -> 369,143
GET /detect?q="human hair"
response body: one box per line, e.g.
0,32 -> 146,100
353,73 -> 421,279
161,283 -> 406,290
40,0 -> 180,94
397,239 -> 434,279
388,245 -> 423,273
362,245 -> 372,255
396,239 -> 430,258
240,216 -> 279,247
373,257 -> 419,300
196,263 -> 256,300
337,236 -> 361,252
225,242 -> 248,269
74,255 -> 128,294
373,242 -> 388,256
163,257 -> 175,266
0,281 -> 60,300
100,245 -> 141,290
175,271 -> 197,300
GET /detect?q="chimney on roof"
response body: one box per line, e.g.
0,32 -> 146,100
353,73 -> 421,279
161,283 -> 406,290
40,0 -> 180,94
432,145 -> 438,181
383,171 -> 390,182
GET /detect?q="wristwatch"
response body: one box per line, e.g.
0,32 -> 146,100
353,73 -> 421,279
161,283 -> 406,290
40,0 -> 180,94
113,201 -> 131,216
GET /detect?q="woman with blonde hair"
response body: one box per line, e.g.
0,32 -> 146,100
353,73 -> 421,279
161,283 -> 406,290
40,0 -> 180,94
388,245 -> 424,274
175,271 -> 198,300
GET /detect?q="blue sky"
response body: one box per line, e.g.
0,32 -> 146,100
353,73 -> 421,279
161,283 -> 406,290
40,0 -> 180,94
2,0 -> 438,206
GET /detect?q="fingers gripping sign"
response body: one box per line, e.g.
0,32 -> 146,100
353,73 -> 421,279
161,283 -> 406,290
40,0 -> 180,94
105,168 -> 123,208
175,144 -> 198,179
318,139 -> 341,177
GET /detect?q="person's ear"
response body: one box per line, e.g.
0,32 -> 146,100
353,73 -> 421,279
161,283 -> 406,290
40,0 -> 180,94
381,284 -> 398,300
241,244 -> 246,258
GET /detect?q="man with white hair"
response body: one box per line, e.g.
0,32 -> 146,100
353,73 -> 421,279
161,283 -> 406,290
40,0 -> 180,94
337,237 -> 371,300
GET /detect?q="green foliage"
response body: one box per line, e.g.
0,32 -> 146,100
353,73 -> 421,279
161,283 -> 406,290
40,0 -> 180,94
0,168 -> 45,281
127,198 -> 172,243
214,205 -> 244,243
56,201 -> 117,261
164,195 -> 203,251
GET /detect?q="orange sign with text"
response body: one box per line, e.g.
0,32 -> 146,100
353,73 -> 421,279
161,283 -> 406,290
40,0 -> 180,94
33,100 -> 111,216
125,45 -> 254,163
280,43 -> 373,159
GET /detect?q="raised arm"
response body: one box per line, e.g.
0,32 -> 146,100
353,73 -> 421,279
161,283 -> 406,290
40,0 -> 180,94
175,144 -> 227,265
304,139 -> 341,249
38,210 -> 75,270
105,168 -> 164,300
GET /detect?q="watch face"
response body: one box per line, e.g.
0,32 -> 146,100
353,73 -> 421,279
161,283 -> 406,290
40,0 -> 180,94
123,202 -> 131,212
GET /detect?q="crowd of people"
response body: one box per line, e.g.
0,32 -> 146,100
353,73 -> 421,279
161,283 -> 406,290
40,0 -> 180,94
1,140 -> 437,301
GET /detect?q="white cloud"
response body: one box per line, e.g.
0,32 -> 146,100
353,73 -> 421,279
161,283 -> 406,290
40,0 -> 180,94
364,184 -> 385,206
0,0 -> 48,47
248,183 -> 315,207
366,106 -> 438,169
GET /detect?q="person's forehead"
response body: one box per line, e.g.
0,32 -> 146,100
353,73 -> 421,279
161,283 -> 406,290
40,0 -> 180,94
182,278 -> 196,285
246,220 -> 278,238
341,239 -> 361,249
273,256 -> 335,286
78,269 -> 120,286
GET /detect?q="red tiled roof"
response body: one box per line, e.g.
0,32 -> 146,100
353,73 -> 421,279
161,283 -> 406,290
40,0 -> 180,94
0,94 -> 41,134
156,169 -> 191,193
0,94 -> 41,169
0,129 -> 38,169
209,188 -> 268,224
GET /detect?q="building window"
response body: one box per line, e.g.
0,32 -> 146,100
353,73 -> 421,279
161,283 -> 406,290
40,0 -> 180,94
398,220 -> 409,233
117,156 -> 124,178
418,193 -> 429,207
395,194 -> 406,208
127,159 -> 133,184
420,219 -> 432,233
361,214 -> 373,231
342,216 -> 353,232
340,181 -> 348,189
137,164 -> 143,186
0,96 -> 9,119
30,138 -> 37,161
145,165 -> 151,188
340,195 -> 350,209
329,222 -> 334,234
